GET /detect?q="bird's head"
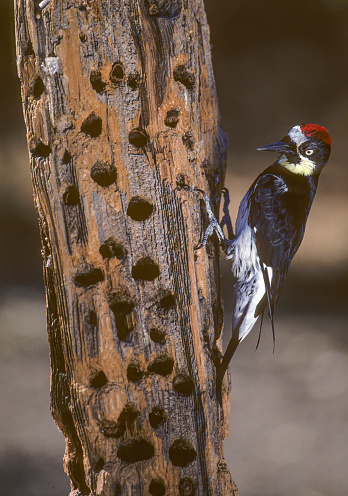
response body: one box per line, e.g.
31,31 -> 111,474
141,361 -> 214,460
257,124 -> 332,176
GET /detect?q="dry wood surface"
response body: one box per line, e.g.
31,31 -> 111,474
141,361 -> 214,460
14,0 -> 238,494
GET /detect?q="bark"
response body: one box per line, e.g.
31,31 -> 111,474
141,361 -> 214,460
14,0 -> 238,494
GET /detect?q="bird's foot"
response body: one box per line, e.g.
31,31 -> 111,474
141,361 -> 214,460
194,188 -> 226,249
195,188 -> 234,252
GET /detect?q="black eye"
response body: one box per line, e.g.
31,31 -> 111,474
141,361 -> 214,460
305,149 -> 314,156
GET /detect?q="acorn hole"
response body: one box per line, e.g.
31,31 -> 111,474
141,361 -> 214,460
149,478 -> 166,496
110,62 -> 124,83
169,439 -> 197,467
90,70 -> 106,93
127,197 -> 154,221
117,437 -> 154,463
109,291 -> 135,340
91,161 -> 117,187
149,327 -> 166,344
149,407 -> 166,429
63,185 -> 80,205
33,76 -> 45,99
127,363 -> 144,383
173,373 -> 193,396
30,139 -> 52,158
173,65 -> 195,90
147,354 -> 174,376
90,370 -> 108,389
81,112 -> 102,137
99,239 -> 125,260
129,128 -> 149,148
164,108 -> 180,128
132,257 -> 159,281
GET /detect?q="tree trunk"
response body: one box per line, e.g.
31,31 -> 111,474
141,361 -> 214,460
14,0 -> 238,494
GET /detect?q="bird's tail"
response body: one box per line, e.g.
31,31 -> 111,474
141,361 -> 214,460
216,333 -> 240,404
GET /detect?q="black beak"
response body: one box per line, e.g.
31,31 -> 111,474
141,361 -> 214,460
256,141 -> 289,153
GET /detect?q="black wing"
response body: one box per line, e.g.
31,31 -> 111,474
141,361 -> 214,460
249,172 -> 311,309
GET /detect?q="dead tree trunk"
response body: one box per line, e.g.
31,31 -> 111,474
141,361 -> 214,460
15,0 -> 238,494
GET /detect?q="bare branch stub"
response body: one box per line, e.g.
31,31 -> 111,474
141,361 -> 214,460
14,0 -> 237,494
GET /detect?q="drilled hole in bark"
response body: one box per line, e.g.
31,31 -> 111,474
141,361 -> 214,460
164,108 -> 180,128
132,257 -> 159,281
100,418 -> 121,438
74,265 -> 104,287
79,32 -> 87,42
127,362 -> 143,383
90,70 -> 106,93
117,437 -> 154,463
169,439 -> 197,467
182,131 -> 195,150
30,139 -> 52,158
149,327 -> 166,344
129,128 -> 149,148
149,478 -> 166,496
99,239 -> 125,259
115,483 -> 122,495
173,65 -> 195,89
25,41 -> 34,56
127,72 -> 141,89
102,403 -> 140,438
109,62 -> 124,83
109,291 -> 134,314
109,291 -> 135,340
90,370 -> 108,389
127,196 -> 154,221
91,161 -> 117,187
179,477 -> 196,496
147,354 -> 174,376
159,290 -> 176,310
94,457 -> 105,472
33,76 -> 45,99
81,112 -> 102,137
173,373 -> 193,396
89,310 -> 98,326
149,407 -> 166,429
63,185 -> 80,205
62,150 -> 71,164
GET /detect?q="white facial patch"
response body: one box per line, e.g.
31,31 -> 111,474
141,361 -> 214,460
279,155 -> 316,176
288,125 -> 307,146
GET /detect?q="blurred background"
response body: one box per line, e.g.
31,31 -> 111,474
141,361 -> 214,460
1,0 -> 347,495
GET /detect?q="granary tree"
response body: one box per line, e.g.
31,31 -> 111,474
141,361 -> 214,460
14,0 -> 238,494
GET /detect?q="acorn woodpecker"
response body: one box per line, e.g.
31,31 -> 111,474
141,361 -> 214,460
196,124 -> 332,403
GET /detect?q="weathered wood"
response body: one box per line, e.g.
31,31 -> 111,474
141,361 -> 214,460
14,0 -> 238,494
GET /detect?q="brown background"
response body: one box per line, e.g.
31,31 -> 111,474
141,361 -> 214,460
1,0 -> 347,495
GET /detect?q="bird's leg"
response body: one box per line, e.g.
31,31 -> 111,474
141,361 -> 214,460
195,188 -> 234,253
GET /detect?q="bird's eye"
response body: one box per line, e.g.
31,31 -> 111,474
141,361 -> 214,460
305,149 -> 314,156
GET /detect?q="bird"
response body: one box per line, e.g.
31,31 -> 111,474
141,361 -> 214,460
195,123 -> 332,403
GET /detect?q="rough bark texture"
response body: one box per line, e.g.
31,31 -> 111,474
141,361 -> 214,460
14,0 -> 238,494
